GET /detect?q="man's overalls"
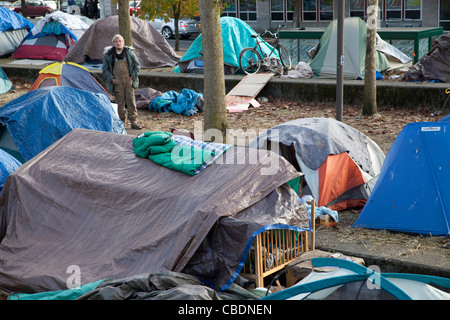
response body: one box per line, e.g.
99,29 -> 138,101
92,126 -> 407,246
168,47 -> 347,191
113,57 -> 138,124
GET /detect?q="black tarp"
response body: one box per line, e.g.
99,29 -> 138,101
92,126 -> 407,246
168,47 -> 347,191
403,32 -> 450,83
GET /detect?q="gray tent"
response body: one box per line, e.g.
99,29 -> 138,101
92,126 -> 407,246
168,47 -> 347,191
0,129 -> 309,294
64,16 -> 180,69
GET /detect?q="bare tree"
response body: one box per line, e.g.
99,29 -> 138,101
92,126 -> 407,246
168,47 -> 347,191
198,0 -> 227,142
362,0 -> 379,116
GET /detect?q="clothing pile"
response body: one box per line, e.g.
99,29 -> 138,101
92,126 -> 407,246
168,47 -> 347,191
133,132 -> 232,176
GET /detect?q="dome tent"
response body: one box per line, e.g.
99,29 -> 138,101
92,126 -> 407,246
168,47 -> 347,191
0,86 -> 124,163
353,121 -> 450,237
64,16 -> 180,69
175,17 -> 276,74
249,118 -> 385,211
262,257 -> 450,300
30,61 -> 111,100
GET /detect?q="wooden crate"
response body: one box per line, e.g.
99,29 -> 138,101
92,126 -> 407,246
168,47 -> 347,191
240,202 -> 316,287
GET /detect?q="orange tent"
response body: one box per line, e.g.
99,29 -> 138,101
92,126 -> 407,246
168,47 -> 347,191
30,61 -> 111,100
250,118 -> 385,211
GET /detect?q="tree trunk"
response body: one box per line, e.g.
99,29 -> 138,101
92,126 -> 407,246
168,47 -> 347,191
173,3 -> 180,52
118,0 -> 133,47
362,0 -> 378,116
198,0 -> 227,143
20,0 -> 27,18
292,0 -> 301,28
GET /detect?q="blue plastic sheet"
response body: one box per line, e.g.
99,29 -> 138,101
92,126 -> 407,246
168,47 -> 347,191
149,89 -> 203,116
0,86 -> 124,162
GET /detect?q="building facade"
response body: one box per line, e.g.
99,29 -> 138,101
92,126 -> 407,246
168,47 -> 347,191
221,0 -> 450,31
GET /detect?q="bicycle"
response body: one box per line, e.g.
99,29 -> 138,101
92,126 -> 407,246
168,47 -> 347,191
239,25 -> 292,75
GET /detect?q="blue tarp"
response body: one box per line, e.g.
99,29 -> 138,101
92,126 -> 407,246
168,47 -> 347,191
0,7 -> 33,34
0,148 -> 21,192
0,86 -> 124,162
353,122 -> 450,237
149,89 -> 203,116
23,20 -> 78,42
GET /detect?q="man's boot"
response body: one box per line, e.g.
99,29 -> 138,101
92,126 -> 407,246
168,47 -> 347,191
131,121 -> 142,130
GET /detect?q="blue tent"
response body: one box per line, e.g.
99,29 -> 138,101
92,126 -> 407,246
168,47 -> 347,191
353,121 -> 450,237
0,148 -> 21,192
0,86 -> 124,163
262,258 -> 450,300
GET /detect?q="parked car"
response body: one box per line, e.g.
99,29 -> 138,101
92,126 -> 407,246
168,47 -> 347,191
0,1 -> 14,9
129,0 -> 139,15
148,17 -> 200,39
60,0 -> 85,15
43,0 -> 56,10
13,0 -> 53,18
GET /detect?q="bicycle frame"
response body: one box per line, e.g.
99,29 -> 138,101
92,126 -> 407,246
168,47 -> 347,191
251,27 -> 286,67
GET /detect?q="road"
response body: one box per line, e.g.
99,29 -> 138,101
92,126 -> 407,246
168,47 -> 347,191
30,17 -> 194,54
167,38 -> 194,54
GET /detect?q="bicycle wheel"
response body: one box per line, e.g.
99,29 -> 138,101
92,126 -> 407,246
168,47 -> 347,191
278,44 -> 292,72
239,47 -> 262,75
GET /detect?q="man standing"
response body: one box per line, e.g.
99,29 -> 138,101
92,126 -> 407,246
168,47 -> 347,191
102,34 -> 142,130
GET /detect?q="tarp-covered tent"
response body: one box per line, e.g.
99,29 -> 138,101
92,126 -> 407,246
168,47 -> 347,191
353,121 -> 450,237
402,32 -> 450,83
29,11 -> 90,43
64,16 -> 180,69
262,258 -> 450,300
0,148 -> 21,193
175,17 -> 276,74
0,67 -> 13,94
309,17 -> 408,79
12,19 -> 78,61
30,61 -> 110,99
0,86 -> 124,163
0,128 -> 310,294
249,118 -> 385,211
0,7 -> 33,57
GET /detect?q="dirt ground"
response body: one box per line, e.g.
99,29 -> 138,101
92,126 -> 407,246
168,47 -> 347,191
1,76 -> 449,271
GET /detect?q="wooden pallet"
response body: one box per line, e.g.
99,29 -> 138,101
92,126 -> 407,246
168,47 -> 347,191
241,201 -> 316,287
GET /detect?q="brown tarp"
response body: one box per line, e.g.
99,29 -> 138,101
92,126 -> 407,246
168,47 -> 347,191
64,16 -> 180,69
134,87 -> 163,109
403,32 -> 450,83
0,129 -> 308,294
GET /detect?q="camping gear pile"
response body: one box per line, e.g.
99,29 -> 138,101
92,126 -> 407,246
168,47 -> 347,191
402,32 -> 450,83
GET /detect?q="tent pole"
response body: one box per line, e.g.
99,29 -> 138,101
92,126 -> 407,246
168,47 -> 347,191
336,0 -> 344,122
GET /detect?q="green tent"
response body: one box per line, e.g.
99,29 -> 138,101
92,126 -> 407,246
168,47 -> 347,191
0,67 -> 13,94
175,17 -> 276,74
309,17 -> 391,79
